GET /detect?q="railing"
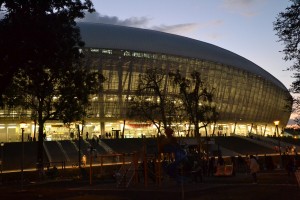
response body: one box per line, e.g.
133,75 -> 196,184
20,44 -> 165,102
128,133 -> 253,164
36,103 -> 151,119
116,162 -> 136,188
98,139 -> 114,154
70,140 -> 79,151
43,161 -> 66,170
55,141 -> 70,162
43,142 -> 52,163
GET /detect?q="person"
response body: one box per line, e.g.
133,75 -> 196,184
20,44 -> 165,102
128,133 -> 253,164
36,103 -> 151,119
82,155 -> 87,167
218,155 -> 224,165
237,155 -> 245,172
249,155 -> 259,183
285,156 -> 295,176
191,161 -> 203,183
245,155 -> 250,174
215,155 -> 225,176
52,165 -> 58,177
231,156 -> 236,176
208,156 -> 216,176
70,132 -> 74,140
86,132 -> 89,140
91,136 -> 96,146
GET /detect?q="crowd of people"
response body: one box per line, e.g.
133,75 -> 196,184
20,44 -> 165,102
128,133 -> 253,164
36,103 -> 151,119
192,153 -> 299,184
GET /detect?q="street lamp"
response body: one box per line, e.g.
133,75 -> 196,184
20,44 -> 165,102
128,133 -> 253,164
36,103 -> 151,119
89,146 -> 96,185
1,142 -> 4,184
274,120 -> 282,168
76,122 -> 82,169
274,121 -> 280,137
20,121 -> 26,190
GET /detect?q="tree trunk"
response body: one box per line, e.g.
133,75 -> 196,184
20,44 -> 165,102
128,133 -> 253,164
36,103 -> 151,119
194,122 -> 200,138
37,101 -> 44,172
204,125 -> 208,138
37,119 -> 44,171
33,119 -> 37,141
194,122 -> 201,157
122,120 -> 125,138
204,125 -> 209,160
77,124 -> 81,168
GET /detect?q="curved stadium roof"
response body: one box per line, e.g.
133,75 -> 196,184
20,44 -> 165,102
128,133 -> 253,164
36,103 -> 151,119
78,22 -> 287,90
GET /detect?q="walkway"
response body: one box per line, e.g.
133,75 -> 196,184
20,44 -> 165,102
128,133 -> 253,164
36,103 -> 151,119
67,170 -> 300,200
0,170 -> 299,200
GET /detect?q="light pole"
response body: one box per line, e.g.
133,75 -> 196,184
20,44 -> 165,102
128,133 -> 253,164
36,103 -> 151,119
20,122 -> 26,190
76,122 -> 82,169
89,146 -> 95,185
1,142 -> 4,184
274,120 -> 281,167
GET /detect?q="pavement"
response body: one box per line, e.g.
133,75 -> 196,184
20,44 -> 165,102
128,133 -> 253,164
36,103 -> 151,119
0,170 -> 300,200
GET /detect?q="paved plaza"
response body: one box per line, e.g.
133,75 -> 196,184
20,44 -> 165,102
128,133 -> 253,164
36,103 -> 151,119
0,170 -> 299,200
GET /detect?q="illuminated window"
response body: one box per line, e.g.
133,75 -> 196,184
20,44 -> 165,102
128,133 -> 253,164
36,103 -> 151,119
132,52 -> 143,57
90,48 -> 99,53
102,49 -> 112,54
123,51 -> 131,56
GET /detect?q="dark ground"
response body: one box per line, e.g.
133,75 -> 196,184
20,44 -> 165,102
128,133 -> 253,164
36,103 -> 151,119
0,170 -> 299,200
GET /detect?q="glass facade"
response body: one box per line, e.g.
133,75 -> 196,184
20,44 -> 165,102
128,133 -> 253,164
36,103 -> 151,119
0,47 -> 292,142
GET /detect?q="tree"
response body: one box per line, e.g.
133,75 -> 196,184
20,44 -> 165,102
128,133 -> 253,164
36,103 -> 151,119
0,0 -> 95,169
127,67 -> 178,135
170,70 -> 219,138
274,0 -> 300,123
274,1 -> 300,72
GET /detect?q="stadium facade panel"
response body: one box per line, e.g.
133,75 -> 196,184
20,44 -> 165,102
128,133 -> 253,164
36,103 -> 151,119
0,22 -> 292,142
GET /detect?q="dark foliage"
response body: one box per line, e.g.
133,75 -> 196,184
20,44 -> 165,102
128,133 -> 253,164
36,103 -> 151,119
0,0 -> 96,166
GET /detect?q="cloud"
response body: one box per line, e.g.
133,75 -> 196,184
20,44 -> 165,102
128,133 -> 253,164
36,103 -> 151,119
207,20 -> 224,27
206,33 -> 223,41
221,0 -> 267,17
223,0 -> 257,9
152,23 -> 199,35
78,11 -> 223,39
78,11 -> 201,35
78,11 -> 150,28
154,19 -> 223,35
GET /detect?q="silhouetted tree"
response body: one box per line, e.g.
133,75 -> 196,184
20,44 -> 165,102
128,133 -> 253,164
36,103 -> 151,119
127,67 -> 179,135
0,0 -> 95,170
274,1 -> 300,73
274,0 -> 300,123
170,70 -> 219,138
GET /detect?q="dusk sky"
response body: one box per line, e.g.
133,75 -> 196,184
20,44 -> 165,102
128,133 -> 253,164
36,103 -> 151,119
80,0 -> 293,91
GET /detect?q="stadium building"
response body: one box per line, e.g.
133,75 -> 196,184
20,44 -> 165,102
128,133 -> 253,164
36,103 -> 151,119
0,22 -> 292,142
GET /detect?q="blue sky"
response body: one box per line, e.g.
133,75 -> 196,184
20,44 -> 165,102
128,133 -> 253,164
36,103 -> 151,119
81,0 -> 293,91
